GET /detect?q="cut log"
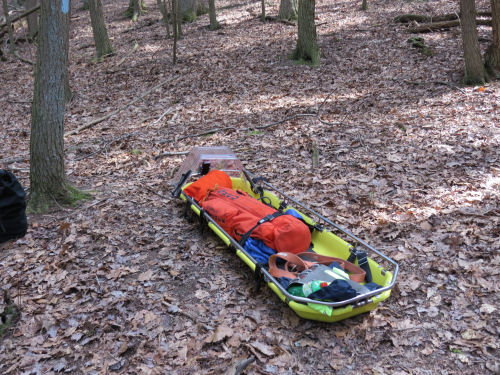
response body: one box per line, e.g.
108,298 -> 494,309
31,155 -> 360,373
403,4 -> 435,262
408,18 -> 491,33
395,11 -> 491,23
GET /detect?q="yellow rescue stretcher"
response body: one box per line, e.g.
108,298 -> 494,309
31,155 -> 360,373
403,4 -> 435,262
172,147 -> 398,322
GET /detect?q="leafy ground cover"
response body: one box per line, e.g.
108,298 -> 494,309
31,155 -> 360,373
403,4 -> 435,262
0,0 -> 499,374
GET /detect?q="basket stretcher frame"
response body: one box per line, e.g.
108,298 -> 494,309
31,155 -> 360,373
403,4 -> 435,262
178,169 -> 399,321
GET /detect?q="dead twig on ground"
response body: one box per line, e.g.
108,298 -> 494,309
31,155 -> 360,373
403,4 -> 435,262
177,126 -> 237,140
0,156 -> 26,165
13,50 -> 33,65
156,92 -> 343,145
225,356 -> 256,375
393,78 -> 466,93
154,151 -> 189,160
65,76 -> 176,136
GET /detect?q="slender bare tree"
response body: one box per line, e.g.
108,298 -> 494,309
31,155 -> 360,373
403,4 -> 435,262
459,0 -> 487,83
89,0 -> 113,59
485,0 -> 500,78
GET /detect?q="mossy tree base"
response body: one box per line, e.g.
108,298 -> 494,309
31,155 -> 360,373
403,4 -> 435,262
28,184 -> 92,214
290,47 -> 320,66
125,0 -> 146,21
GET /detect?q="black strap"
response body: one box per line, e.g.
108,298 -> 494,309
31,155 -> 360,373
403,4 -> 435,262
239,211 -> 283,247
253,263 -> 265,292
347,248 -> 373,283
172,170 -> 192,198
199,208 -> 208,236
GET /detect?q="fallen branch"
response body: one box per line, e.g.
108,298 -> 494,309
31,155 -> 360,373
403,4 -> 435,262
0,4 -> 40,30
156,92 -> 342,144
392,78 -> 466,93
408,19 -> 491,33
65,76 -> 176,136
108,42 -> 139,72
0,156 -> 26,165
154,151 -> 189,160
14,50 -> 33,65
176,126 -> 236,140
394,11 -> 491,23
225,356 -> 256,375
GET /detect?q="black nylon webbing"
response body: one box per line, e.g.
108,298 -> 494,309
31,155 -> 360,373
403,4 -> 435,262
239,211 -> 283,247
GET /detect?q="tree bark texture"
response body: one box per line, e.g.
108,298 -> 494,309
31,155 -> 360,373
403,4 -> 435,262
278,0 -> 297,21
485,0 -> 500,77
26,0 -> 39,39
157,0 -> 171,38
1,0 -> 15,53
89,0 -> 113,59
173,0 -> 178,64
127,0 -> 144,21
30,0 -> 70,211
293,0 -> 319,65
459,0 -> 487,83
208,0 -> 219,29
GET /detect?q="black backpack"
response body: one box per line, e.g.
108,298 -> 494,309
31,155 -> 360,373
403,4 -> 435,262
0,170 -> 28,243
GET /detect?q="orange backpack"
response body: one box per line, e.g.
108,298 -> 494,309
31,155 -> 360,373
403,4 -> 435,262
201,187 -> 311,254
183,171 -> 311,254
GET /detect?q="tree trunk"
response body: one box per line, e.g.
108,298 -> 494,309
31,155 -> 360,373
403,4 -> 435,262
485,0 -> 500,78
278,0 -> 297,21
26,0 -> 39,39
81,0 -> 89,10
208,0 -> 219,30
460,0 -> 487,84
173,0 -> 178,64
1,0 -> 15,54
89,0 -> 113,59
29,0 -> 71,212
292,0 -> 319,65
157,0 -> 171,38
127,0 -> 145,21
179,0 -> 205,22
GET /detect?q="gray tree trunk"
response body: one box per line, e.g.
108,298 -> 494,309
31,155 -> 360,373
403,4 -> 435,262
29,0 -> 71,212
157,0 -> 171,38
485,0 -> 500,78
26,0 -> 39,39
173,0 -> 178,64
89,0 -> 113,59
208,0 -> 219,29
81,0 -> 89,10
459,0 -> 487,83
278,0 -> 297,21
1,0 -> 15,54
127,0 -> 145,21
292,0 -> 319,65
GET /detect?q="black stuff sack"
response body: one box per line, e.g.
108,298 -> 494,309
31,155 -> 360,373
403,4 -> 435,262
0,170 -> 28,243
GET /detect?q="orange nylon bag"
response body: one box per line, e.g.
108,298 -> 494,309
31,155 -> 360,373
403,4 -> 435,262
183,170 -> 232,202
201,187 -> 311,254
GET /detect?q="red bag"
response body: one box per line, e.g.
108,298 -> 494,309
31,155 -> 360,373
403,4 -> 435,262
183,170 -> 232,202
201,187 -> 311,254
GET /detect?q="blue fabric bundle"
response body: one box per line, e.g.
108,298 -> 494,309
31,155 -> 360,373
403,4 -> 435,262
244,237 -> 276,264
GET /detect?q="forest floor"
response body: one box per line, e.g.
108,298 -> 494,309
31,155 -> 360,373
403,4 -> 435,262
1,0 -> 499,374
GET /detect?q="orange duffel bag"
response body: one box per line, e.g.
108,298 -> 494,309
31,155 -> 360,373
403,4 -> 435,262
201,187 -> 311,254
